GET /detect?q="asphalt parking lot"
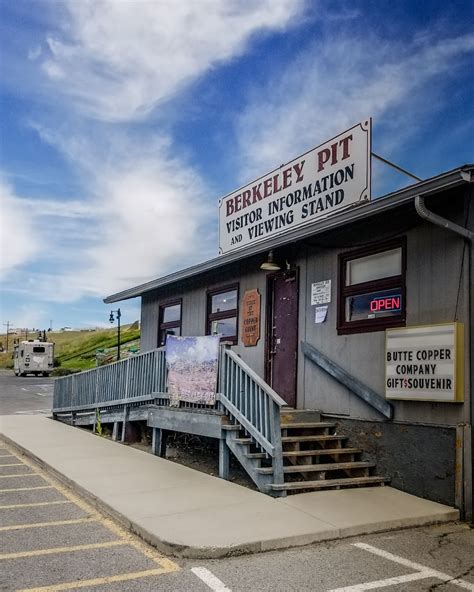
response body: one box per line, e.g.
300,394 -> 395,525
1,370 -> 473,591
0,371 -> 53,415
1,442 -> 473,591
0,444 -> 182,591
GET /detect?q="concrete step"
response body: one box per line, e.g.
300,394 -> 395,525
281,435 -> 348,443
256,461 -> 374,475
221,424 -> 241,431
269,476 -> 387,491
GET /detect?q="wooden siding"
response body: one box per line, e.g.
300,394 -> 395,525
139,191 -> 472,427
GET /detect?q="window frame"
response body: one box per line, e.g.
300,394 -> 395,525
337,238 -> 406,335
206,283 -> 239,345
157,298 -> 182,347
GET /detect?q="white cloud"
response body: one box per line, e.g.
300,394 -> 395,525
19,198 -> 94,219
27,46 -> 42,61
0,179 -> 39,278
40,0 -> 304,122
59,142 -> 215,300
236,32 -> 474,181
5,304 -> 50,332
6,0 -> 305,303
7,127 -> 216,302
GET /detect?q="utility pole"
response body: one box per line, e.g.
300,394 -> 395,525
3,321 -> 12,352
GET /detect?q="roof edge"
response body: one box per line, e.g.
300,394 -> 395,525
104,165 -> 473,304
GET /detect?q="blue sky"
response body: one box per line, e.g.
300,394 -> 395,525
1,0 -> 473,331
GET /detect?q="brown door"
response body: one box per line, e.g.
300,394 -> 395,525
266,269 -> 298,407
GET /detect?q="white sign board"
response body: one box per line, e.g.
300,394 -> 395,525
311,280 -> 331,305
385,323 -> 464,402
219,120 -> 371,254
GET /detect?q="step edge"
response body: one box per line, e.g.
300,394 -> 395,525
269,476 -> 388,490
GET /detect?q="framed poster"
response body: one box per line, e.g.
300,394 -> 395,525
166,335 -> 220,406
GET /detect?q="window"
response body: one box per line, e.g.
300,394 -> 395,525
33,346 -> 45,353
158,300 -> 182,346
207,284 -> 239,344
338,239 -> 406,334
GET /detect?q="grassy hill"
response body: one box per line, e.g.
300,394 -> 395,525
0,325 -> 140,372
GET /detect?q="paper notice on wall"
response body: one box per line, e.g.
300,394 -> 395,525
311,280 -> 331,305
315,305 -> 328,324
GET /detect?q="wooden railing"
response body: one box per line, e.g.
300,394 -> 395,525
53,348 -> 167,413
218,347 -> 287,485
301,341 -> 393,419
53,344 -> 288,488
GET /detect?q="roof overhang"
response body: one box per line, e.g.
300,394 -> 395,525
104,165 -> 473,304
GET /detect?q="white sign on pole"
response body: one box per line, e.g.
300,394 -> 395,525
385,323 -> 464,402
218,120 -> 371,254
311,280 -> 331,305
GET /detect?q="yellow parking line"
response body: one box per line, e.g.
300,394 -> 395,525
0,473 -> 38,479
0,441 -> 180,575
0,517 -> 98,532
0,486 -> 54,493
0,463 -> 25,468
16,566 -> 178,592
0,454 -> 15,458
0,500 -> 71,509
7,447 -> 179,569
1,540 -> 127,560
0,463 -> 27,467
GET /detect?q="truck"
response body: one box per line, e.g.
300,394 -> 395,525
13,340 -> 55,377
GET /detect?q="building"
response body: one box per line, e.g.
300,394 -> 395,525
105,126 -> 473,518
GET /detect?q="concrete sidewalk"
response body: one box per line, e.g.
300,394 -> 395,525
0,415 -> 459,558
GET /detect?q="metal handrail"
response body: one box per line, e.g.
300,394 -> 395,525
218,347 -> 286,486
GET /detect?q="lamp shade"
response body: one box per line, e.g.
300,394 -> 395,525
260,250 -> 281,271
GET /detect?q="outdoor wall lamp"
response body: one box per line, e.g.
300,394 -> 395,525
260,250 -> 281,271
109,308 -> 122,361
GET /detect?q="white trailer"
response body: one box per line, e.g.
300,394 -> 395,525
13,340 -> 54,377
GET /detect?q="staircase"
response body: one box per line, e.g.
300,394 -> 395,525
53,345 -> 388,498
225,409 -> 387,496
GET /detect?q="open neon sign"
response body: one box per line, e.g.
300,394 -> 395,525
370,294 -> 402,313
